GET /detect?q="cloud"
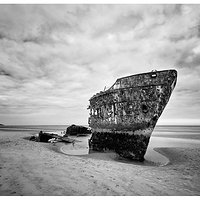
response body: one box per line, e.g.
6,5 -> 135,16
0,4 -> 200,125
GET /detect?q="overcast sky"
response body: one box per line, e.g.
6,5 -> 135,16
0,4 -> 200,125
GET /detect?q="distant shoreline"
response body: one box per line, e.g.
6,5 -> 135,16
1,124 -> 200,127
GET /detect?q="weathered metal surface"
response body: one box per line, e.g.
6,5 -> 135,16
88,69 -> 177,161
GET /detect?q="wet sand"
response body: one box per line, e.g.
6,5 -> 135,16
0,130 -> 200,195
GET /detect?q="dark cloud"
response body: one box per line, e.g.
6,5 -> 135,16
92,12 -> 143,38
0,68 -> 13,77
169,35 -> 190,43
161,4 -> 182,17
176,48 -> 200,69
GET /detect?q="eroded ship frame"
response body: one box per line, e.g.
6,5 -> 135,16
88,69 -> 177,161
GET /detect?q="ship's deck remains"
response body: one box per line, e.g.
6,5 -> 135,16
89,70 -> 177,131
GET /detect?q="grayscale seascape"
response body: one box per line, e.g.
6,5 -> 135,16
0,4 -> 200,196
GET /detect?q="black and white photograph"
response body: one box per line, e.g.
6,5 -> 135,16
0,2 -> 200,196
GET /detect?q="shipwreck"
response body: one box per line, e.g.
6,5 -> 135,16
88,69 -> 177,161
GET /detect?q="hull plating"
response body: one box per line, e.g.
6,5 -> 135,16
88,69 -> 177,161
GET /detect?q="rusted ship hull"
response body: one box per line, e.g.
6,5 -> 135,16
88,69 -> 177,161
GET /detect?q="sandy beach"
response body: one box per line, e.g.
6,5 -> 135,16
0,129 -> 200,196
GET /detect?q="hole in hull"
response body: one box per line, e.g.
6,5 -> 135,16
141,104 -> 148,113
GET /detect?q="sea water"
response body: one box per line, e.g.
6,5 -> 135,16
146,125 -> 200,164
1,125 -> 200,164
0,125 -> 68,133
1,125 -> 199,137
